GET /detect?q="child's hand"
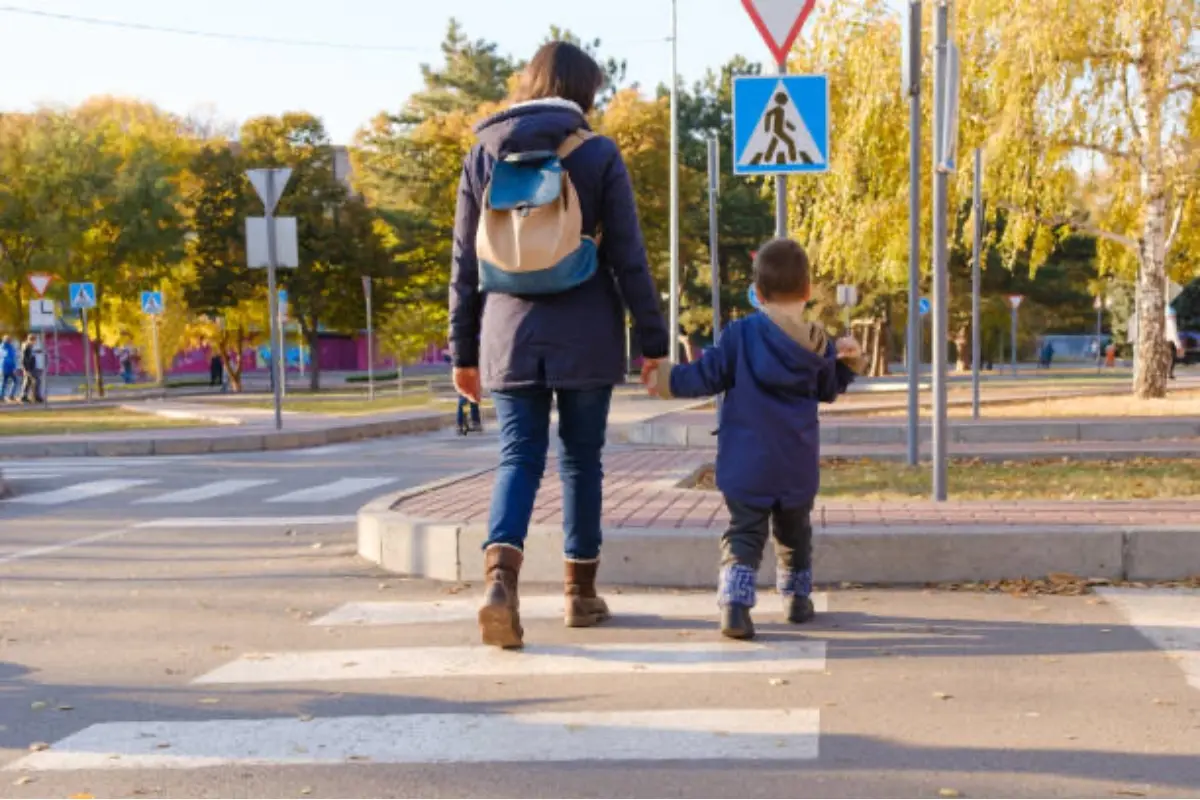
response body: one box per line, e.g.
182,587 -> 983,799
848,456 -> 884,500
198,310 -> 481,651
836,336 -> 862,362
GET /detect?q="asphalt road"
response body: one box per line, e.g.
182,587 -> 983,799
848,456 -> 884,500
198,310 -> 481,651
1,431 -> 1199,798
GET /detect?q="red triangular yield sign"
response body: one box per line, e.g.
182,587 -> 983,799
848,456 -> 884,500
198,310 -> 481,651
28,272 -> 54,298
741,0 -> 817,66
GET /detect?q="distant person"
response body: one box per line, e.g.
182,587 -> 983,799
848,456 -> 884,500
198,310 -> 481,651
1,335 -> 19,402
20,335 -> 41,403
648,239 -> 863,640
449,41 -> 668,648
120,347 -> 135,384
210,353 -> 224,388
456,395 -> 483,435
1166,338 -> 1180,380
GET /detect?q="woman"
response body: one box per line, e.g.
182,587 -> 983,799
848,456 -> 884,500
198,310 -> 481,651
449,42 -> 668,648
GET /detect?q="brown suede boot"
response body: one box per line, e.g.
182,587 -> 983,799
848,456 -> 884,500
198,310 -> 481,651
478,544 -> 523,649
564,558 -> 610,628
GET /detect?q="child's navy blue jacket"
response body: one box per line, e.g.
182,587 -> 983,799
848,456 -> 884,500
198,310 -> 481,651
661,309 -> 855,509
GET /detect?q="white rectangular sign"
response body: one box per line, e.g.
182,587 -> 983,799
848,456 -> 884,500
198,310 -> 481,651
28,299 -> 55,330
246,217 -> 299,269
836,284 -> 858,307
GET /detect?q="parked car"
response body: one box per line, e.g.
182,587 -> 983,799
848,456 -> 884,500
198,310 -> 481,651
1180,331 -> 1200,365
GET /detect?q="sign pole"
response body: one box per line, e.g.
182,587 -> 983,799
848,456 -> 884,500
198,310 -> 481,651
1011,304 -> 1019,376
971,147 -> 983,421
81,308 -> 92,403
265,170 -> 284,431
52,305 -> 60,380
1095,297 -> 1103,373
707,136 -> 722,418
152,317 -> 163,388
668,0 -> 680,363
931,0 -> 950,502
364,277 -> 375,402
904,0 -> 922,467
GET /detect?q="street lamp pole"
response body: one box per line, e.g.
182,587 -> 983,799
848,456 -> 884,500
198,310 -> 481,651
668,0 -> 680,363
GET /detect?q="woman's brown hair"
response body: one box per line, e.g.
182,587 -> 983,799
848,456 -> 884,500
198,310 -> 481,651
512,41 -> 604,114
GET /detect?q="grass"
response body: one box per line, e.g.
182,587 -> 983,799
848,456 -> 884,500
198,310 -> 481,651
694,458 -> 1200,501
867,389 -> 1200,418
0,407 -> 209,436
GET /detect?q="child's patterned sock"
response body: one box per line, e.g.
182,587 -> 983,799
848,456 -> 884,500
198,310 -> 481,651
718,563 -> 757,608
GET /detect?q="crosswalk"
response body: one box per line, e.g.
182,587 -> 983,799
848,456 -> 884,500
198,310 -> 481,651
6,592 -> 827,772
2,476 -> 400,508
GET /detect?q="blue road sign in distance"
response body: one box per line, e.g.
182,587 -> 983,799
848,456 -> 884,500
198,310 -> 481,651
140,291 -> 164,316
918,297 -> 931,316
733,74 -> 829,176
69,282 -> 97,310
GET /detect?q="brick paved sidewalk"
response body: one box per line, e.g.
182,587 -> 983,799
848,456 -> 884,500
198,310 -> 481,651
395,448 -> 1200,531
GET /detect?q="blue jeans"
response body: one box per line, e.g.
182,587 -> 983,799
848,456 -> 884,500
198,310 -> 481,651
457,396 -> 481,428
486,387 -> 613,561
2,370 -> 17,399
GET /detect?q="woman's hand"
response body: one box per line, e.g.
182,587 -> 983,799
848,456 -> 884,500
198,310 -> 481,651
641,358 -> 662,396
453,367 -> 482,403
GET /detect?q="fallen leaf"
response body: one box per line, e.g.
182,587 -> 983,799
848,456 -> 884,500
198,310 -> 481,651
768,678 -> 789,687
300,788 -> 313,796
57,704 -> 74,711
938,790 -> 962,798
29,701 -> 46,711
197,698 -> 221,705
342,662 -> 359,668
298,714 -> 314,722
1152,698 -> 1176,706
68,793 -> 95,799
347,755 -> 371,762
310,543 -> 324,550
1114,791 -> 1146,798
933,692 -> 953,701
13,776 -> 34,786
155,743 -> 171,750
28,742 -> 49,752
1024,711 -> 1041,718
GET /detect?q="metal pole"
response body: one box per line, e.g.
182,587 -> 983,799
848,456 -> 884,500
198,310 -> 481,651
278,308 -> 288,399
152,317 -> 163,388
1095,300 -> 1103,373
971,147 -> 982,421
265,170 -> 283,430
364,277 -> 375,402
707,136 -> 722,417
931,1 -> 949,502
774,61 -> 789,238
905,0 -> 922,467
82,307 -> 92,403
1011,306 -> 1018,376
52,306 -> 59,380
668,0 -> 680,362
39,332 -> 48,408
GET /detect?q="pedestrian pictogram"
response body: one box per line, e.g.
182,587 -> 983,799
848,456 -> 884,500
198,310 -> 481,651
28,273 -> 55,297
141,291 -> 164,316
69,282 -> 97,310
733,75 -> 829,176
741,0 -> 818,66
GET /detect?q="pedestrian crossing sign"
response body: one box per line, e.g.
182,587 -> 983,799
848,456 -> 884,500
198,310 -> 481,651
69,282 -> 97,310
141,291 -> 165,316
732,74 -> 829,176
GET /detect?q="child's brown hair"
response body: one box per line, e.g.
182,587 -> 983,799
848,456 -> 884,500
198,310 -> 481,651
753,238 -> 811,302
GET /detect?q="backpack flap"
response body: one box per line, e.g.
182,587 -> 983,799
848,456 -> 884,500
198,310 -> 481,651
486,157 -> 563,213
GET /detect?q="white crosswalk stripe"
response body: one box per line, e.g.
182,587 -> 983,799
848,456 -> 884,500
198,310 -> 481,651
6,593 -> 827,772
133,479 -> 277,505
265,477 -> 396,504
7,479 -> 156,506
314,592 -> 829,626
1099,588 -> 1200,691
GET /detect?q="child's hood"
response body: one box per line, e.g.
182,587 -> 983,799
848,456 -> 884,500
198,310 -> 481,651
743,304 -> 835,391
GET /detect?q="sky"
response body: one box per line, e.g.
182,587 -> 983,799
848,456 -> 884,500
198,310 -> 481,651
0,0 -> 792,144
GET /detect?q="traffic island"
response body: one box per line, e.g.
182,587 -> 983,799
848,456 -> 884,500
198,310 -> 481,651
357,449 -> 1200,587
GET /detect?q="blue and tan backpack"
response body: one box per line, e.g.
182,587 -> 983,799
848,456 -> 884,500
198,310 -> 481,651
476,130 -> 600,295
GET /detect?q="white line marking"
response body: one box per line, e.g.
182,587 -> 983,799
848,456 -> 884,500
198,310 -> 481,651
134,480 -> 276,505
1098,588 -> 1200,691
265,478 -> 395,504
194,640 -> 826,684
0,527 -> 132,566
6,708 -> 820,771
7,479 -> 155,506
2,473 -> 65,481
314,593 -> 830,626
134,516 -> 356,529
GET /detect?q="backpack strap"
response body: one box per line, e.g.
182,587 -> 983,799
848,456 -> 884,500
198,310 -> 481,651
556,129 -> 595,159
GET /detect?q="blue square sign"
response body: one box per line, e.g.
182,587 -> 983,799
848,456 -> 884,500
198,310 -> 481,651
141,291 -> 165,316
733,74 -> 830,176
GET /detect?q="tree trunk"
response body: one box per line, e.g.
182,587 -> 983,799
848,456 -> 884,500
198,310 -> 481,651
954,323 -> 971,372
306,320 -> 321,392
91,307 -> 105,398
1133,49 -> 1170,400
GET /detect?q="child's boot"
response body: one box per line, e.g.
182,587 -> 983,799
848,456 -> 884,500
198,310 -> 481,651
778,567 -> 815,624
718,563 -> 757,640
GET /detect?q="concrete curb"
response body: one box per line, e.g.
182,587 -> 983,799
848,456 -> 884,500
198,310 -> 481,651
356,479 -> 1200,587
612,416 -> 1200,449
0,407 -> 498,460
